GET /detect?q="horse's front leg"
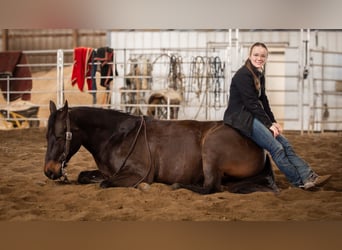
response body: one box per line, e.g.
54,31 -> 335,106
77,170 -> 105,184
99,172 -> 144,189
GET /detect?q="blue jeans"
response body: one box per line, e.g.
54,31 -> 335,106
244,118 -> 315,187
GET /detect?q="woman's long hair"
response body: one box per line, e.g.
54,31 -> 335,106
245,42 -> 268,90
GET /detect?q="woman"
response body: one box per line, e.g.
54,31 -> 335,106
223,42 -> 331,190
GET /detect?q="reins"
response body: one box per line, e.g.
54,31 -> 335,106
112,115 -> 152,188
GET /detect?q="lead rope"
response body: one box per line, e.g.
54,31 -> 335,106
113,116 -> 144,177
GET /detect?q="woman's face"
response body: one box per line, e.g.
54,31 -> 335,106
249,45 -> 268,70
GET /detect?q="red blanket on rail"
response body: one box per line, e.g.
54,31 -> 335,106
71,47 -> 94,91
0,51 -> 32,102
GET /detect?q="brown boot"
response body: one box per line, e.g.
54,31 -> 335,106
313,174 -> 332,186
301,174 -> 332,190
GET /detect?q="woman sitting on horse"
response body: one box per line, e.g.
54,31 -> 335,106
224,42 -> 331,190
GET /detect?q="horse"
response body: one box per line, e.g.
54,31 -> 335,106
122,57 -> 153,115
146,89 -> 182,119
43,100 -> 279,194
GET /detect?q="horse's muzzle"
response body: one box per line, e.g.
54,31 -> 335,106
44,161 -> 63,180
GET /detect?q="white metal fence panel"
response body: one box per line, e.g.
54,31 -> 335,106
1,30 -> 341,131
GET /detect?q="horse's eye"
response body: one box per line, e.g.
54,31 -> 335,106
55,135 -> 64,141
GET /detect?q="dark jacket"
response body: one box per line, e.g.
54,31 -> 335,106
223,62 -> 276,136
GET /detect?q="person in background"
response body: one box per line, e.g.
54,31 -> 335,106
223,42 -> 331,190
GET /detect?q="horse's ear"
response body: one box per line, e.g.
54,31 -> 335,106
59,100 -> 69,118
64,100 -> 69,110
49,101 -> 57,114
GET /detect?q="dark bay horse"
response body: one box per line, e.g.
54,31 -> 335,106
44,100 -> 278,194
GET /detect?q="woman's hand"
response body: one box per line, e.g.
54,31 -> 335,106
272,122 -> 283,134
270,122 -> 282,137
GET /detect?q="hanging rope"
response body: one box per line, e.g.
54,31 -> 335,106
207,56 -> 225,110
168,55 -> 184,94
188,56 -> 205,101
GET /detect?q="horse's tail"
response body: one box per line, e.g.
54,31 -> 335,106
257,153 -> 279,192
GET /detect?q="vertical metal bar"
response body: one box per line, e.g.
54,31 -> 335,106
6,75 -> 10,120
110,51 -> 116,109
298,29 -> 310,134
308,48 -> 314,133
305,29 -> 311,133
321,48 -> 325,133
205,41 -> 209,120
235,29 -> 239,66
226,29 -> 232,104
299,29 -> 304,134
56,49 -> 64,108
122,48 -> 127,111
167,96 -> 170,120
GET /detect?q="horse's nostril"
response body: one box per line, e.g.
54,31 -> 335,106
45,169 -> 51,179
45,169 -> 57,180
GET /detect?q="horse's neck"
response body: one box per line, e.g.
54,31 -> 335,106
73,109 -> 131,151
73,109 -> 114,148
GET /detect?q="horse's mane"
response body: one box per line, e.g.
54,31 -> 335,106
48,106 -> 140,129
73,106 -> 129,117
47,110 -> 57,129
70,106 -> 141,129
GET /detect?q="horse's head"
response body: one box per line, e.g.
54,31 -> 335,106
44,100 -> 81,180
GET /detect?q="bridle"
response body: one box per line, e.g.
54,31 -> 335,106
57,109 -> 72,182
55,111 -> 152,187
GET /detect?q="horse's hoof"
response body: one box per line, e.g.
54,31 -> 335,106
77,176 -> 91,184
100,180 -> 111,188
137,182 -> 151,191
171,183 -> 182,190
78,170 -> 105,184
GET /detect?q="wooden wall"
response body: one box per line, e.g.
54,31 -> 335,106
1,29 -> 108,71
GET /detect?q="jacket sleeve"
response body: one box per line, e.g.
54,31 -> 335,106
233,71 -> 274,128
260,84 -> 276,123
